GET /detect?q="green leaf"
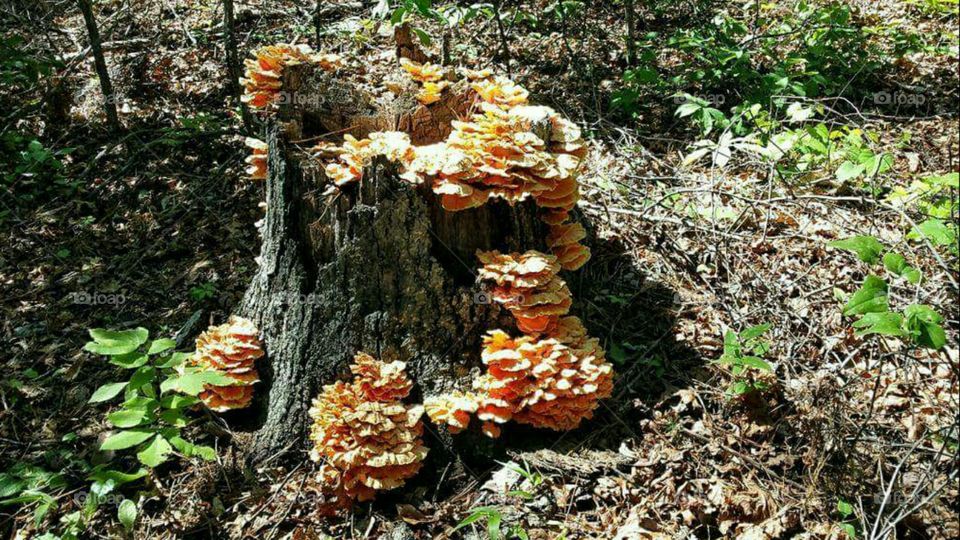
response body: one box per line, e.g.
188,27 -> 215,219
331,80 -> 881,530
160,368 -> 232,396
146,339 -> 176,355
829,236 -> 885,264
411,26 -> 432,46
118,499 -> 137,531
882,252 -> 921,284
84,328 -> 149,356
107,409 -> 148,428
836,161 -> 866,182
168,436 -> 215,460
838,499 -> 854,517
159,409 -> 189,427
127,367 -> 157,391
852,312 -> 905,337
740,323 -> 771,341
136,435 -> 173,468
904,305 -> 947,350
100,430 -> 155,451
843,275 -> 889,316
722,330 -> 740,356
156,352 -> 192,369
739,356 -> 772,372
908,219 -> 956,247
108,353 -> 149,369
88,382 -> 128,403
87,467 -> 147,488
608,342 -> 627,365
839,522 -> 857,539
160,394 -> 198,410
731,381 -> 750,395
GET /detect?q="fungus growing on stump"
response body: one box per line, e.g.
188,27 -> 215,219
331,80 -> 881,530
236,35 -> 609,463
190,316 -> 263,412
244,137 -> 268,180
308,353 -> 427,506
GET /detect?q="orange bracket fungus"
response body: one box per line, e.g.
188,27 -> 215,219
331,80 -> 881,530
191,316 -> 264,412
308,353 -> 428,504
240,44 -> 342,109
423,250 -> 614,438
244,137 -> 268,180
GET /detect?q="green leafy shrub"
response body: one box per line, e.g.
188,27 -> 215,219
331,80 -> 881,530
716,324 -> 774,396
85,327 -> 227,468
830,236 -> 947,349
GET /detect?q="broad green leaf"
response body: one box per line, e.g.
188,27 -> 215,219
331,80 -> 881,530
837,500 -> 854,517
908,219 -> 956,247
740,323 -> 771,341
168,436 -> 215,460
739,356 -> 773,372
118,499 -> 137,531
904,305 -> 947,350
835,161 -> 865,182
882,252 -> 921,284
829,236 -> 884,264
159,409 -> 189,427
88,382 -> 128,403
843,275 -> 888,316
160,368 -> 233,396
722,330 -> 740,356
146,339 -> 176,355
100,430 -> 154,451
852,312 -> 905,337
107,409 -> 148,428
108,352 -> 149,369
136,435 -> 173,468
87,467 -> 147,488
840,523 -> 857,539
127,367 -> 157,391
85,328 -> 149,355
160,394 -> 198,410
156,352 -> 192,369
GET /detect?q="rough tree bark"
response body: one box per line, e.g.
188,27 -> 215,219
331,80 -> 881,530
239,58 -> 548,463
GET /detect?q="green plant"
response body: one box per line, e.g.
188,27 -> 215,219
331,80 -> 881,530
831,236 -> 947,349
499,460 -> 543,500
372,0 -> 494,46
454,505 -> 529,540
85,327 -> 227,468
613,2 -> 890,119
675,93 -> 727,136
716,324 -> 774,396
189,282 -> 217,302
887,172 -> 959,219
0,463 -> 67,526
836,499 -> 858,538
907,218 -> 959,257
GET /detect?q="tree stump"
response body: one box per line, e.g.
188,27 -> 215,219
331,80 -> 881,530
239,59 -> 548,464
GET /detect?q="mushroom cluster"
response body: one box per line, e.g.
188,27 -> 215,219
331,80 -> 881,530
424,250 -> 614,437
476,249 -> 571,334
308,353 -> 428,503
399,58 -> 449,105
240,44 -> 342,109
244,137 -> 268,180
190,316 -> 263,412
476,328 -> 613,434
320,131 -> 414,188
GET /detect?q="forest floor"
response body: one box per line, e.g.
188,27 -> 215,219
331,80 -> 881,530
1,1 -> 958,539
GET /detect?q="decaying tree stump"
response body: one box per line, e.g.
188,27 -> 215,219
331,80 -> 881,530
239,56 -> 549,463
